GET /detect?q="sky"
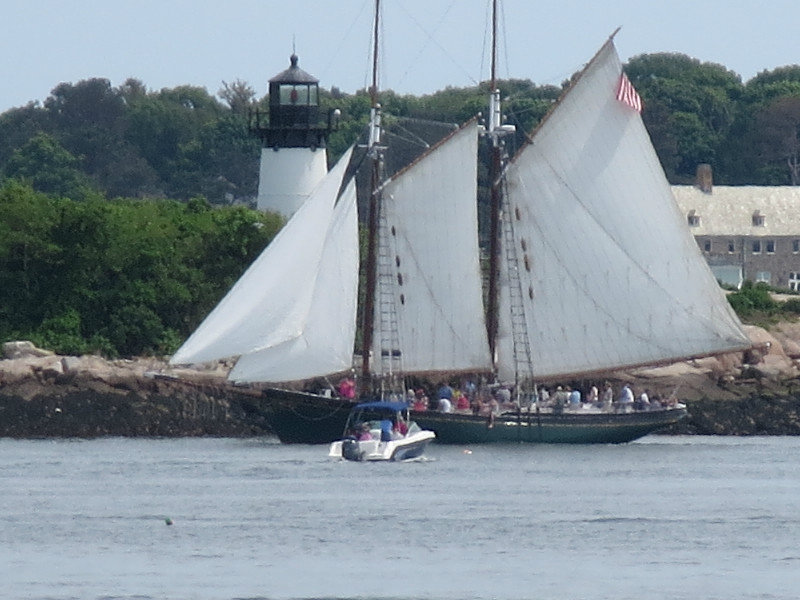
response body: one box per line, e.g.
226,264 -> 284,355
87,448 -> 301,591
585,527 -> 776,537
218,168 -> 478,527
2,0 -> 799,114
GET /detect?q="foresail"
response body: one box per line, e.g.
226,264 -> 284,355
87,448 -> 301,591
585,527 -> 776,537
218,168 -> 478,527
496,40 -> 750,382
372,122 -> 492,375
170,146 -> 354,367
229,175 -> 359,383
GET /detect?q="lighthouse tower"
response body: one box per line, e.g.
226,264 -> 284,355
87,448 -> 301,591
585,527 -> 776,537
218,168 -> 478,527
250,54 -> 329,217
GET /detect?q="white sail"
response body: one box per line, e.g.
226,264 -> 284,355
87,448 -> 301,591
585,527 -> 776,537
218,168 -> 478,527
496,40 -> 750,382
229,175 -> 359,382
170,146 -> 354,366
373,122 -> 493,375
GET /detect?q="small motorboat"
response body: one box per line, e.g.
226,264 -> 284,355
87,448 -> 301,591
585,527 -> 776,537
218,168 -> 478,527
328,401 -> 435,461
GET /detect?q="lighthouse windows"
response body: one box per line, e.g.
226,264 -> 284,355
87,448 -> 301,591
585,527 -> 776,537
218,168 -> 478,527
279,84 -> 318,106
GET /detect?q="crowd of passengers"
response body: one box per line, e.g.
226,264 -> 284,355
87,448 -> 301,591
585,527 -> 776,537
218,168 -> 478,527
338,380 -> 679,415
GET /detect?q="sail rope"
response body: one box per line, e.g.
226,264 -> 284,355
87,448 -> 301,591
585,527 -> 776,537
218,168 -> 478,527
318,0 -> 374,93
392,0 -> 478,91
383,127 -> 430,150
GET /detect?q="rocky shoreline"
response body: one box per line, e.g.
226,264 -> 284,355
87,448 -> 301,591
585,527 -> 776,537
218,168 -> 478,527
4,324 -> 800,439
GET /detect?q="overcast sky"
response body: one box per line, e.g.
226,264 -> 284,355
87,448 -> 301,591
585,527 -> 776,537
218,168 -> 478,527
2,0 -> 798,113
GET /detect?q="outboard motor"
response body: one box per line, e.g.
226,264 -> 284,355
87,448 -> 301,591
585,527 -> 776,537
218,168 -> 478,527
341,437 -> 363,461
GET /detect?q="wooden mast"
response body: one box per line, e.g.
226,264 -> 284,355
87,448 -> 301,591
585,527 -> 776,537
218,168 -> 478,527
486,0 -> 502,366
361,0 -> 382,393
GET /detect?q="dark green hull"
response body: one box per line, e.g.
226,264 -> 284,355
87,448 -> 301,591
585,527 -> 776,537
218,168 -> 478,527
241,388 -> 687,445
412,407 -> 688,444
239,388 -> 357,444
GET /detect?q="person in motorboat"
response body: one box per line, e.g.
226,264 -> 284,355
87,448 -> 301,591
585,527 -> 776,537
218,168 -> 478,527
357,422 -> 373,441
393,418 -> 408,438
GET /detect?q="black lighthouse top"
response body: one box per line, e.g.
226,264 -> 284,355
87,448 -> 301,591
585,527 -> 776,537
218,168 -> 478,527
250,54 -> 328,149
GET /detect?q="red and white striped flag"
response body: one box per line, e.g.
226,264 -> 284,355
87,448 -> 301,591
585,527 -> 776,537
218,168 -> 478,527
616,72 -> 642,113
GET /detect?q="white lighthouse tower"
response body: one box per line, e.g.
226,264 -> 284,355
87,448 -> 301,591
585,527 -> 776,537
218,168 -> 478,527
250,54 -> 329,217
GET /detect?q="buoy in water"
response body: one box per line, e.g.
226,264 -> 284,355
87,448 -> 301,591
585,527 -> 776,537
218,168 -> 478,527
165,518 -> 173,526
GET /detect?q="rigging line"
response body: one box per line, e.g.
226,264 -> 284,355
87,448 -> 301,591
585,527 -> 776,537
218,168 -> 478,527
320,0 -> 372,90
393,0 -> 479,90
517,163 -> 735,350
383,128 -> 431,150
499,0 -> 511,84
480,0 -> 510,86
479,0 -> 490,84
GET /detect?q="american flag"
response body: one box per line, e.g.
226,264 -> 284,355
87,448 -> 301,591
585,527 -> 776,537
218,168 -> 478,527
616,72 -> 642,113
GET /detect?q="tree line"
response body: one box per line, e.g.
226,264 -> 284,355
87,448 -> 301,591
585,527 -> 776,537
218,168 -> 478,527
3,52 -> 800,357
0,181 -> 282,357
2,52 -> 800,202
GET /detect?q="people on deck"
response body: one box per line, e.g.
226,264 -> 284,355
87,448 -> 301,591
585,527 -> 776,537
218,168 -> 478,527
338,377 -> 356,399
438,396 -> 452,413
586,385 -> 599,405
454,390 -> 470,411
553,386 -> 569,411
411,389 -> 429,411
636,389 -> 651,410
601,383 -> 614,409
568,386 -> 581,407
495,386 -> 512,405
619,383 -> 635,409
437,383 -> 454,402
538,386 -> 550,407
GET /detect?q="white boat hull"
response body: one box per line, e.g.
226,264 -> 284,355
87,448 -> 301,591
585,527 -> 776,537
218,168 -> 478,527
329,430 -> 435,461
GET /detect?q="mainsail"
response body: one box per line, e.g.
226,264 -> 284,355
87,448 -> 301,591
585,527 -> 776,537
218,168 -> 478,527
371,121 -> 493,376
495,40 -> 750,382
170,147 -> 357,374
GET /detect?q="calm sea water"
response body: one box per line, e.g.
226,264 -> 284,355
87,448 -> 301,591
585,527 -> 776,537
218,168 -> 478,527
1,435 -> 799,600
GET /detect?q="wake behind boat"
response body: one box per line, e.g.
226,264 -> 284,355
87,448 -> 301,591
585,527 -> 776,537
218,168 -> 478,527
169,1 -> 747,445
328,402 -> 435,461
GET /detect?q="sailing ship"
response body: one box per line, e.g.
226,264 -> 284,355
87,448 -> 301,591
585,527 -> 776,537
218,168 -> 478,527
170,2 -> 750,444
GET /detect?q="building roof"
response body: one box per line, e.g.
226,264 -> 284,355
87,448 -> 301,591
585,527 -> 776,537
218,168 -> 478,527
672,185 -> 800,236
269,54 -> 318,85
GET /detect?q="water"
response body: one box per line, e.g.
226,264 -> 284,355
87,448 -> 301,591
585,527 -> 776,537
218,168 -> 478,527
2,436 -> 799,600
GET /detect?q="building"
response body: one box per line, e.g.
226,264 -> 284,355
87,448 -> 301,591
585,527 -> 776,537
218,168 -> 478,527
672,167 -> 800,290
249,54 -> 332,217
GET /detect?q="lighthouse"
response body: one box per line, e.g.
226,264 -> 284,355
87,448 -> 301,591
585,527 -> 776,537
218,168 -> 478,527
250,54 -> 330,217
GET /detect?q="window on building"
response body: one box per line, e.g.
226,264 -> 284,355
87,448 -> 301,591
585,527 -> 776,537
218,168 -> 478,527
752,240 -> 761,254
756,271 -> 771,284
766,240 -> 776,254
703,239 -> 711,252
728,240 -> 735,253
791,272 -> 800,291
752,211 -> 765,227
687,211 -> 700,227
794,240 -> 800,254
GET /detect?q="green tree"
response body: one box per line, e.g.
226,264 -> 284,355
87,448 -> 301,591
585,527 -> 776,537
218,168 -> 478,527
626,53 -> 743,182
4,133 -> 95,198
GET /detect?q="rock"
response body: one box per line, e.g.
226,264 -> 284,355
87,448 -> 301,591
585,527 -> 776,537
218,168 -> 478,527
35,357 -> 64,380
61,356 -> 83,373
3,341 -> 54,359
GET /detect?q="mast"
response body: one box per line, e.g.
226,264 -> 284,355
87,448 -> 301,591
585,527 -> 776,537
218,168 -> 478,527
361,0 -> 383,391
484,0 -> 517,378
486,0 -> 502,366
